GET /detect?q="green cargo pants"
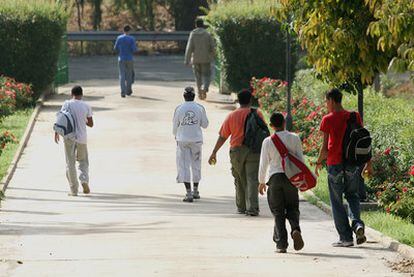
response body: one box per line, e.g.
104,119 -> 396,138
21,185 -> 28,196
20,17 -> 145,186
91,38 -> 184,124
229,145 -> 260,215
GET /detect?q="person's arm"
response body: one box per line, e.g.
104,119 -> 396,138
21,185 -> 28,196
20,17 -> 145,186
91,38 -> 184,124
258,140 -> 270,195
172,109 -> 179,137
132,37 -> 138,53
209,34 -> 216,61
201,107 -> 209,129
114,37 -> 119,52
86,105 -> 93,128
315,132 -> 329,176
184,33 -> 194,65
54,132 -> 60,144
208,136 -> 227,164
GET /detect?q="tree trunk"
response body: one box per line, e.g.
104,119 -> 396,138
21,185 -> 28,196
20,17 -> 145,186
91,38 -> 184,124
91,0 -> 102,31
374,73 -> 381,92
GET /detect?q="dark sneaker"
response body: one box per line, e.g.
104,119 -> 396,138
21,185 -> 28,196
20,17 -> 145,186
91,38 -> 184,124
355,225 -> 367,245
127,91 -> 133,96
332,241 -> 354,247
183,194 -> 193,203
245,212 -> 259,216
193,191 -> 200,199
292,230 -> 304,251
276,248 -> 287,253
121,94 -> 126,98
82,183 -> 90,194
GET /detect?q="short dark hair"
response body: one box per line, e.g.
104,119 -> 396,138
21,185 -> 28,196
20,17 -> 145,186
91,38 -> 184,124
71,85 -> 83,96
183,86 -> 195,101
195,18 -> 204,28
326,88 -> 342,103
270,112 -> 285,128
124,25 -> 131,32
237,89 -> 252,105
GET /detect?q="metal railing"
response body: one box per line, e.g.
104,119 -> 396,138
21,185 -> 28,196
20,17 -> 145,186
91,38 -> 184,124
67,31 -> 190,42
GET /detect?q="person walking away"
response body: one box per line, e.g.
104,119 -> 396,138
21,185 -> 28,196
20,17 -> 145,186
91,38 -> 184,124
114,25 -> 137,98
258,112 -> 304,253
55,86 -> 94,196
314,88 -> 373,247
208,89 -> 267,216
185,18 -> 215,100
173,87 -> 209,202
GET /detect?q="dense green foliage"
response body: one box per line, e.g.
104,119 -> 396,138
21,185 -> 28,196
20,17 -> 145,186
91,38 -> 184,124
207,0 -> 297,92
0,0 -> 67,94
366,0 -> 414,72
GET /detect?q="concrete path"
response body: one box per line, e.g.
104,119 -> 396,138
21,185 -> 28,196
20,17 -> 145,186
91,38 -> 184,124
0,56 -> 406,276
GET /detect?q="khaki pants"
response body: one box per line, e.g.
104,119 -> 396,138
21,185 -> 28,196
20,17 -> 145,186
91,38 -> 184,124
229,145 -> 260,215
193,63 -> 211,92
64,139 -> 89,194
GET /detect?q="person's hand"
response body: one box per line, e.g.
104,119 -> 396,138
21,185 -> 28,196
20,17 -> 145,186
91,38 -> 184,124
54,132 -> 60,144
362,162 -> 374,178
208,152 -> 217,165
315,163 -> 323,177
259,183 -> 267,195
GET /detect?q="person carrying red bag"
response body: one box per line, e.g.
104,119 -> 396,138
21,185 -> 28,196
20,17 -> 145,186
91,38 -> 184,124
259,112 -> 305,253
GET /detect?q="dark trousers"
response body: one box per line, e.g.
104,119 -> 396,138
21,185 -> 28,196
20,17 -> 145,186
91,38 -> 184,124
267,173 -> 300,249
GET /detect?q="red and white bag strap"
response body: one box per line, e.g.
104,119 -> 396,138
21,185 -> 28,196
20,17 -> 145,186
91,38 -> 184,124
271,134 -> 288,157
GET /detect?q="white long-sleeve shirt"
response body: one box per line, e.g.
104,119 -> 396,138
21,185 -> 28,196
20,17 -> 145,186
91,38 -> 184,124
173,101 -> 209,142
258,131 -> 305,184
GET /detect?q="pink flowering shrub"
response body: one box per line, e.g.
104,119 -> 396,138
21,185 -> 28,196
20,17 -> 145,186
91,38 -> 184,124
251,76 -> 326,157
0,131 -> 17,157
0,76 -> 34,109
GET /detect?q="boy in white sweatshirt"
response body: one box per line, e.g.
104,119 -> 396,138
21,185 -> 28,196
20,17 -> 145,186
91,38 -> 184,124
258,112 -> 304,253
173,87 -> 209,202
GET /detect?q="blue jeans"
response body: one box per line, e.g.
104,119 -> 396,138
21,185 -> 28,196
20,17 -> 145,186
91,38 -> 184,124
328,164 -> 364,242
118,60 -> 134,95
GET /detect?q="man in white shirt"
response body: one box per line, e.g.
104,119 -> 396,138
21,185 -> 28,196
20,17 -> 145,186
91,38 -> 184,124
55,86 -> 94,196
173,87 -> 209,202
258,112 -> 304,253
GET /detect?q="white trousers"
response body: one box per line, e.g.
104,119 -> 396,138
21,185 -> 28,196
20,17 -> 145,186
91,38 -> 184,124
176,141 -> 202,183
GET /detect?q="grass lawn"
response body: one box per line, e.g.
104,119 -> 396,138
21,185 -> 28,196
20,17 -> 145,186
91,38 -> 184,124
0,109 -> 34,182
308,167 -> 414,247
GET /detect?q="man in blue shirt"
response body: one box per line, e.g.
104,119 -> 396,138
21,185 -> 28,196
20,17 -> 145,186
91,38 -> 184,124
114,25 -> 137,98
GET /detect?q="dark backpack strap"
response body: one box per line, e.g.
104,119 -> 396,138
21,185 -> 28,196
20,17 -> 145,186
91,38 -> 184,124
349,112 -> 357,123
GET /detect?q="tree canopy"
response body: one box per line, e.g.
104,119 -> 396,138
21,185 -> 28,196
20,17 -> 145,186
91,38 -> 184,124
278,0 -> 395,90
366,0 -> 414,72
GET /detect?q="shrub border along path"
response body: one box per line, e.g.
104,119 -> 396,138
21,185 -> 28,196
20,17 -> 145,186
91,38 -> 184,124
304,190 -> 414,260
0,87 -> 52,194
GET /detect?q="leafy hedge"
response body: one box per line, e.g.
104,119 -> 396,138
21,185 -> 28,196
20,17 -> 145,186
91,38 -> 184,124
207,0 -> 297,92
0,0 -> 67,96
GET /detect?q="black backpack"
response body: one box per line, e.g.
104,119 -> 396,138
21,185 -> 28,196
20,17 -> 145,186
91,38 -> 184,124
243,109 -> 270,153
342,112 -> 372,166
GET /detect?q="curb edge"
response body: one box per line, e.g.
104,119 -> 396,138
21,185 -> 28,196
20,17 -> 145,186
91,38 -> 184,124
0,87 -> 52,193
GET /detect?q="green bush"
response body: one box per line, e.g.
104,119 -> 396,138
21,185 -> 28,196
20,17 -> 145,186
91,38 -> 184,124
0,0 -> 67,96
207,0 -> 297,92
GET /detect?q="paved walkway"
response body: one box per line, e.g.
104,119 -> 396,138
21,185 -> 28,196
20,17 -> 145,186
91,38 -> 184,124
0,56 -> 406,276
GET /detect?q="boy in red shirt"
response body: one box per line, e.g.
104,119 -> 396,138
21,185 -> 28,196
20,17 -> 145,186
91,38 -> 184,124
315,88 -> 372,247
